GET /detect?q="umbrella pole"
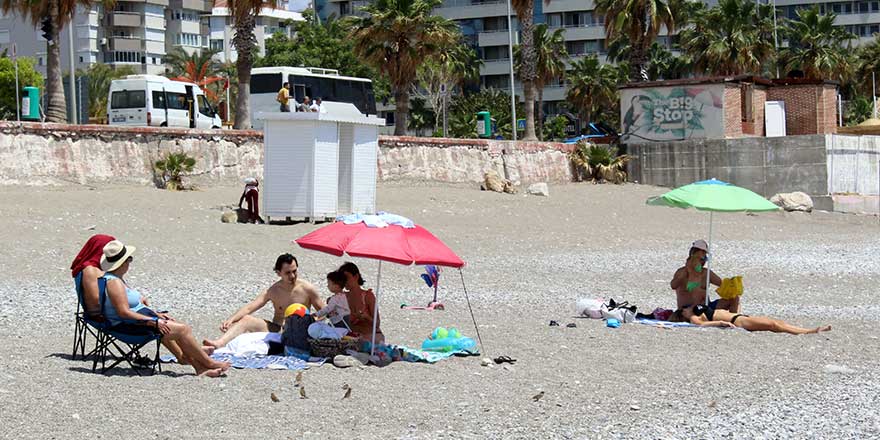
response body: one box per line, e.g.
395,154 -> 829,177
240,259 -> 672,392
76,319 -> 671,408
705,211 -> 714,307
458,269 -> 484,353
370,261 -> 382,357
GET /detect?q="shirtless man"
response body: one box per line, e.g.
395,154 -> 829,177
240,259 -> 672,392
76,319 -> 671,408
670,239 -> 741,313
203,253 -> 324,348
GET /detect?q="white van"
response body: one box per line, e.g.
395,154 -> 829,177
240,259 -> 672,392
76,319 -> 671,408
108,75 -> 222,129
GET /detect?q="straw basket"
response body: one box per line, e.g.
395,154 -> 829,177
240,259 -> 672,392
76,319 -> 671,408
308,337 -> 359,358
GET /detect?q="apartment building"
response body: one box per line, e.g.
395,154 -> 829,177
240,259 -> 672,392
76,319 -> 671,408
321,0 -> 880,119
208,0 -> 303,63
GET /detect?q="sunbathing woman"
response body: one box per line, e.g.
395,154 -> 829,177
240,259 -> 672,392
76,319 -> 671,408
339,262 -> 384,345
100,240 -> 231,377
680,304 -> 831,335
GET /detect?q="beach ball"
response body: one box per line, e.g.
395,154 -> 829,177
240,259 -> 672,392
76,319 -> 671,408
284,303 -> 307,318
432,327 -> 449,340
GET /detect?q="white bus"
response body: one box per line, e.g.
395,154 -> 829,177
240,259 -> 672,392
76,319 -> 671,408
249,66 -> 377,129
108,75 -> 222,129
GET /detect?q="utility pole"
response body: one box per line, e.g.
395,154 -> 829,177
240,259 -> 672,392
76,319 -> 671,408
13,43 -> 20,125
873,71 -> 877,119
67,11 -> 77,124
772,0 -> 780,79
505,0 -> 517,141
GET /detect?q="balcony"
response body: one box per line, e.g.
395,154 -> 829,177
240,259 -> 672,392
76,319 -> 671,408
543,0 -> 597,13
109,12 -> 142,28
559,24 -> 606,41
480,58 -> 512,76
478,29 -> 515,47
181,0 -> 212,11
435,0 -> 508,20
110,36 -> 145,51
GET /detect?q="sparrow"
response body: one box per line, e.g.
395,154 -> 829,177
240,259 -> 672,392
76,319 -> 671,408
299,387 -> 307,399
532,391 -> 544,402
342,387 -> 352,399
295,371 -> 303,387
270,392 -> 280,403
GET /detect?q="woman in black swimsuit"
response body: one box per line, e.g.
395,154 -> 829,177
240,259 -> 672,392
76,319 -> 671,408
681,305 -> 832,335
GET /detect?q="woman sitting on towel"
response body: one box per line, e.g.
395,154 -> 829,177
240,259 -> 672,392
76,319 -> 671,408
679,304 -> 831,335
100,240 -> 231,377
339,262 -> 384,345
71,234 -> 118,318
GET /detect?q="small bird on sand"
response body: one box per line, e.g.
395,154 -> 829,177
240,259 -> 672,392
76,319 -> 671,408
532,391 -> 544,402
295,371 -> 303,387
270,392 -> 280,402
299,387 -> 308,399
342,384 -> 352,399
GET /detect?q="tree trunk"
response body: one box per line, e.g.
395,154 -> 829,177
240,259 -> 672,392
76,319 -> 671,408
44,0 -> 67,123
518,3 -> 538,141
537,86 -> 544,140
394,87 -> 409,136
232,12 -> 256,129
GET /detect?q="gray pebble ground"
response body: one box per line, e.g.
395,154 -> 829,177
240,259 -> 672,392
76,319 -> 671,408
0,182 -> 878,439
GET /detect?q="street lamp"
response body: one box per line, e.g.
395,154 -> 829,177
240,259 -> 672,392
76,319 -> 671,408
505,0 -> 517,141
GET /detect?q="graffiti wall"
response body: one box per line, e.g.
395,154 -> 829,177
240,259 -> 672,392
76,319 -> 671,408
620,84 -> 725,142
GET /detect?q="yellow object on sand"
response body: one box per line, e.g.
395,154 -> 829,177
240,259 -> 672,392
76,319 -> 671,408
716,276 -> 744,300
284,303 -> 307,318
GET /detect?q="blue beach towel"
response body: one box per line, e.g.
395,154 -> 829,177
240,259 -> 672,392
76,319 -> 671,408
391,345 -> 479,363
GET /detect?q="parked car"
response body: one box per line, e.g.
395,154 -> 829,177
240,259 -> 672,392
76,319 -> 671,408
108,75 -> 222,129
564,122 -> 619,144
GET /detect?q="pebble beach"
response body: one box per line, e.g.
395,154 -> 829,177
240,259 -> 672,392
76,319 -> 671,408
0,182 -> 878,439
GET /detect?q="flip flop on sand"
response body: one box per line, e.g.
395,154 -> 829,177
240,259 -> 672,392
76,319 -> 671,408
493,356 -> 517,365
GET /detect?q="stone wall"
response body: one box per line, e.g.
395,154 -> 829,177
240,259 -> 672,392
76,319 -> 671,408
378,136 -> 574,184
0,122 -> 575,186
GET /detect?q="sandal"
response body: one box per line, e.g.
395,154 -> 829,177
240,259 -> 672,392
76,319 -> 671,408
549,320 -> 560,327
493,356 -> 517,365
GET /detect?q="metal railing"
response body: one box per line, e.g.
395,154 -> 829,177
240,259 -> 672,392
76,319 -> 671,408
436,0 -> 504,9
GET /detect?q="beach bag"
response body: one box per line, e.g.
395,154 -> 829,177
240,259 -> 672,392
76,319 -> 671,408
281,314 -> 315,351
576,298 -> 605,319
600,298 -> 636,323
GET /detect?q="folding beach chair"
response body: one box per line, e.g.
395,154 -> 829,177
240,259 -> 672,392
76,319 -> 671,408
89,277 -> 163,376
72,273 -> 107,360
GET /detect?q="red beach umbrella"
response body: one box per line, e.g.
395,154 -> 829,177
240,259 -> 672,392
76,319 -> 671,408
294,215 -> 477,356
295,221 -> 465,268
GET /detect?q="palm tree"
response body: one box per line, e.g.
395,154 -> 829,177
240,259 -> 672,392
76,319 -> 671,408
79,63 -> 135,122
511,0 -> 540,140
415,40 -> 481,135
595,0 -> 686,82
348,0 -> 457,136
1,0 -> 115,123
856,34 -> 880,95
228,0 -> 274,129
780,6 -> 855,81
565,55 -> 622,125
515,24 -> 566,140
680,0 -> 776,76
164,47 -> 226,105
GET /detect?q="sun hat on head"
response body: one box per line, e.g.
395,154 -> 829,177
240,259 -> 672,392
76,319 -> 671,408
243,177 -> 257,185
100,240 -> 136,272
690,239 -> 709,252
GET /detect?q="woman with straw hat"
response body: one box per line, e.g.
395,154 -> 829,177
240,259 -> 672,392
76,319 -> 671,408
101,240 -> 231,377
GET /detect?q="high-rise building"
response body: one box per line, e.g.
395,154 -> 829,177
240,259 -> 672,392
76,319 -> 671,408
208,0 -> 303,64
320,0 -> 880,121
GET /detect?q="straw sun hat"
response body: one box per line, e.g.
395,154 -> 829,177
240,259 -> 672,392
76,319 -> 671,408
100,240 -> 136,272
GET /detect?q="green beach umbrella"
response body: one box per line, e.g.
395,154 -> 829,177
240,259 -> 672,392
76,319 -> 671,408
647,179 -> 780,305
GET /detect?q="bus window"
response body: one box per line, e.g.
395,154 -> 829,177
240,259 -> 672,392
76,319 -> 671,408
364,82 -> 377,114
337,80 -> 353,104
250,73 -> 283,94
167,92 -> 189,110
319,78 -> 334,100
152,91 -> 167,109
111,90 -> 146,109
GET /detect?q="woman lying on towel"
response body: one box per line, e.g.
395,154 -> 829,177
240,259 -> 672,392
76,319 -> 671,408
101,240 -> 231,377
678,305 -> 832,335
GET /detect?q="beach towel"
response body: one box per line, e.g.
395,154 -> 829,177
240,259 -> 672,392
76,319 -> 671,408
636,318 -> 701,328
209,352 -> 322,370
390,344 -> 479,363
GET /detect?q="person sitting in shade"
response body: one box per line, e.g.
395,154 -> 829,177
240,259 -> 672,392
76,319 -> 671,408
299,96 -> 313,112
309,97 -> 326,114
314,271 -> 351,330
238,177 -> 263,224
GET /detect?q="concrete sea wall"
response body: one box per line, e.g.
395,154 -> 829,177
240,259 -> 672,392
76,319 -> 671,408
0,122 -> 573,186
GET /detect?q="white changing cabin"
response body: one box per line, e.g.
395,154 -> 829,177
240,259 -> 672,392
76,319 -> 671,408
258,104 -> 385,222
